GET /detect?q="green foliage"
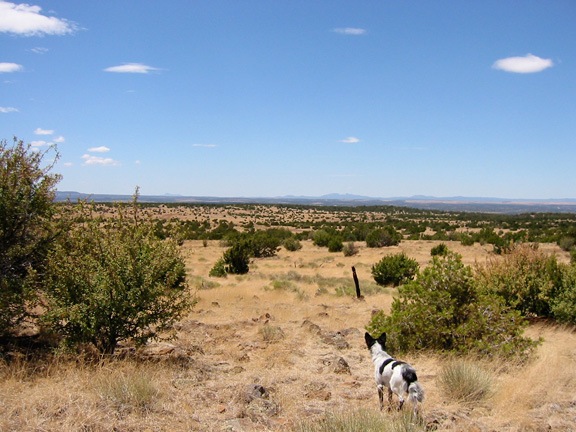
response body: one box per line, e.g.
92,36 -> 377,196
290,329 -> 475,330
42,196 -> 193,354
0,138 -> 62,335
209,258 -> 227,278
365,226 -> 401,248
371,253 -> 419,287
367,252 -> 536,358
312,229 -> 334,247
327,237 -> 343,253
431,243 -> 449,256
549,264 -> 576,325
222,241 -> 250,274
283,237 -> 302,251
475,244 -> 562,318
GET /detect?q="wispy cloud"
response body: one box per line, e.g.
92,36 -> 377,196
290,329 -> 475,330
31,140 -> 47,147
339,136 -> 360,144
0,1 -> 77,36
192,143 -> 218,148
0,62 -> 23,73
82,154 -> 119,166
104,63 -> 160,74
30,46 -> 49,54
0,106 -> 18,113
88,146 -> 110,153
333,27 -> 366,36
492,54 -> 553,74
34,127 -> 54,135
53,135 -> 65,143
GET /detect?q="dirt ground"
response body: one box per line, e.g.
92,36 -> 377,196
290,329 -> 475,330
1,239 -> 575,431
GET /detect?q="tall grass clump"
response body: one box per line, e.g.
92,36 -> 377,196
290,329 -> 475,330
95,366 -> 160,412
290,409 -> 425,432
438,360 -> 493,403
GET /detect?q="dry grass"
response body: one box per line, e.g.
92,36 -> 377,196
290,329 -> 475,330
1,237 -> 575,431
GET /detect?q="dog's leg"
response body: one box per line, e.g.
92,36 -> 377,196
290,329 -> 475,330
387,388 -> 393,412
397,396 -> 404,411
377,385 -> 384,410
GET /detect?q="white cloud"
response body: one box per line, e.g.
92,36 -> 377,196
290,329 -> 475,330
31,46 -> 48,54
88,146 -> 110,153
0,62 -> 23,73
192,143 -> 218,148
333,27 -> 366,36
63,162 -> 73,167
492,54 -> 553,74
31,140 -> 47,147
0,106 -> 18,113
34,127 -> 53,135
340,136 -> 360,144
0,1 -> 76,36
82,154 -> 119,166
53,135 -> 65,143
104,63 -> 160,74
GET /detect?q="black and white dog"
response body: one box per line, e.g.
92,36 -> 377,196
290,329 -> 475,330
365,332 -> 424,414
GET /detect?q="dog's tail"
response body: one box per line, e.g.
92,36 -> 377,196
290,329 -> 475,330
408,381 -> 424,403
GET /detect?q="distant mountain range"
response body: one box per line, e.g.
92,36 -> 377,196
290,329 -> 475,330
55,191 -> 576,214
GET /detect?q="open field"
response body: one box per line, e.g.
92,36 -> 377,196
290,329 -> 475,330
1,206 -> 575,431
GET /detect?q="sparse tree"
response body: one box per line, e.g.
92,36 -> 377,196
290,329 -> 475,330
0,138 -> 61,336
42,194 -> 193,354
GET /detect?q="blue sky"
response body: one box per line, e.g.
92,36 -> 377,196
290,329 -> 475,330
1,1 -> 574,199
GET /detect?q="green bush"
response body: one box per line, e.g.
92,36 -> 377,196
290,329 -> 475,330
222,241 -> 250,274
475,243 -> 562,318
367,252 -> 537,358
283,237 -> 302,251
365,226 -> 401,248
42,196 -> 193,354
550,264 -> 576,325
209,258 -> 227,278
431,243 -> 449,256
0,138 -> 62,336
371,253 -> 419,287
327,237 -> 343,253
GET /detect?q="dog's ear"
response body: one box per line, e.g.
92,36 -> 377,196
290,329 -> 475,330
377,333 -> 387,349
364,332 -> 375,348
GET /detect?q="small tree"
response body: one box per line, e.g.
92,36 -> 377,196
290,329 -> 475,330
43,195 -> 193,354
0,138 -> 62,335
371,253 -> 419,287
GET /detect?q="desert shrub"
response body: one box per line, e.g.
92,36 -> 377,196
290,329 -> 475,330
558,236 -> 575,252
222,241 -> 250,274
438,360 -> 493,403
367,252 -> 536,358
342,241 -> 359,257
209,258 -> 227,277
0,138 -> 62,336
327,237 -> 343,253
312,229 -> 332,247
431,243 -> 449,256
371,253 -> 419,287
459,233 -> 475,246
283,237 -> 302,251
549,264 -> 576,325
42,196 -> 193,354
365,226 -> 401,248
475,243 -> 563,318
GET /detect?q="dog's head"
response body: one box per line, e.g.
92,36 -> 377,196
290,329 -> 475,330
365,332 -> 386,350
